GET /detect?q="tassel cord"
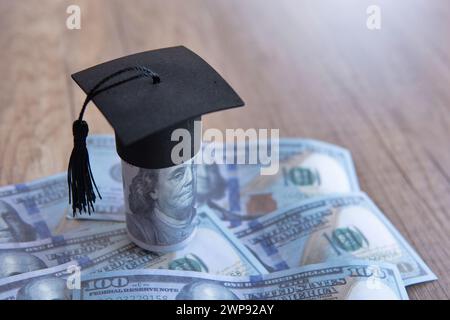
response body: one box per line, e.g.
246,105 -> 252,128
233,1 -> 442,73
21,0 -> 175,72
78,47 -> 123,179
68,65 -> 160,215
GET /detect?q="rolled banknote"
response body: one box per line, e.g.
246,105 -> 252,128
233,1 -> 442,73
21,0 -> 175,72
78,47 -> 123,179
0,225 -> 127,279
73,260 -> 408,300
122,155 -> 199,252
234,193 -> 436,286
89,209 -> 267,276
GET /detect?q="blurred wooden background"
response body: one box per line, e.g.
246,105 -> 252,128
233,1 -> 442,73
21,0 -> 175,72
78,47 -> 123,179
0,0 -> 449,299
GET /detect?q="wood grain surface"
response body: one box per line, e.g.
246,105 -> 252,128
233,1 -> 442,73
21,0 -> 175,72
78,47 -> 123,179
0,0 -> 449,299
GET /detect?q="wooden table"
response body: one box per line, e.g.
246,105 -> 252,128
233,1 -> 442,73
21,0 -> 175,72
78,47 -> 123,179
0,0 -> 448,299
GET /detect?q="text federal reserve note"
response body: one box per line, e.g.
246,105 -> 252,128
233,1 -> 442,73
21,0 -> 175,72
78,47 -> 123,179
75,260 -> 408,300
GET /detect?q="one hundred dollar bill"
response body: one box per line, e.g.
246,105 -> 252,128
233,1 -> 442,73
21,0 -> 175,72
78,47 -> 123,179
121,155 -> 198,252
0,200 -> 265,280
0,172 -> 121,243
0,225 -> 127,279
72,136 -> 360,226
0,208 -> 269,300
74,260 -> 408,300
89,209 -> 267,276
0,262 -> 79,300
200,139 -> 360,227
84,135 -> 125,220
233,193 -> 436,286
0,173 -> 67,242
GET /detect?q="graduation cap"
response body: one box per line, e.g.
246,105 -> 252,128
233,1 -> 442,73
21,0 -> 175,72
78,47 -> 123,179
68,46 -> 244,215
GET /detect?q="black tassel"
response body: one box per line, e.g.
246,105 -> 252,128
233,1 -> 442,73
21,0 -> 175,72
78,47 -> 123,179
67,65 -> 160,216
68,119 -> 101,216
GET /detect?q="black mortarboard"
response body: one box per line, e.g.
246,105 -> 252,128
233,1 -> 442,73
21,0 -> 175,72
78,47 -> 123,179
68,46 -> 244,215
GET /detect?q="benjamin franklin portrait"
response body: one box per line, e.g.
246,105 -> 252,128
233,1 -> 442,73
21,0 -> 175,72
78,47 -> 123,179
0,252 -> 47,278
16,276 -> 71,300
0,200 -> 37,243
126,161 -> 197,248
176,281 -> 239,300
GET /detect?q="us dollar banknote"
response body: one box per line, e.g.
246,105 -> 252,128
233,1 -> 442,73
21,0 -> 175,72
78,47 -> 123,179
0,205 -> 265,279
89,209 -> 267,276
0,209 -> 269,300
73,260 -> 408,300
0,172 -> 121,243
72,136 -> 360,226
0,262 -> 79,300
0,225 -> 127,279
121,155 -> 199,252
199,139 -> 360,227
83,135 -> 125,220
233,193 -> 436,286
0,173 -> 68,243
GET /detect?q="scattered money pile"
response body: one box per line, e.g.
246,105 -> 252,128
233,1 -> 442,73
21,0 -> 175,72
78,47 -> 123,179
0,136 -> 435,300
